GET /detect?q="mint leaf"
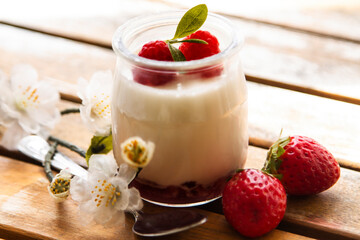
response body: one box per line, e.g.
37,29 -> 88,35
173,4 -> 208,39
86,134 -> 113,165
168,38 -> 208,44
167,42 -> 186,61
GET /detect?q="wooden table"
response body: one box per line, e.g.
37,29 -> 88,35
1,0 -> 359,239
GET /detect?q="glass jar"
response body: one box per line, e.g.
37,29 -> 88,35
112,11 -> 248,207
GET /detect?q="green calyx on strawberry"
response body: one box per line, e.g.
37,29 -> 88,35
262,136 -> 291,179
262,135 -> 341,195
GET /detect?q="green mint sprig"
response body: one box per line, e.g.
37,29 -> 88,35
165,4 -> 209,61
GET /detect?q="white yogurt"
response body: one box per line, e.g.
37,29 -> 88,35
112,69 -> 248,186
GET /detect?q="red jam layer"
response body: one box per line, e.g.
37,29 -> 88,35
130,174 -> 232,205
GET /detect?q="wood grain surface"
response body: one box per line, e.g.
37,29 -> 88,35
1,0 -> 359,101
0,156 -> 312,240
1,101 -> 358,239
0,1 -> 359,239
157,0 -> 360,43
0,24 -> 359,169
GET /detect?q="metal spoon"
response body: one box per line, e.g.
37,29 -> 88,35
17,135 -> 207,237
17,135 -> 88,179
130,208 -> 207,237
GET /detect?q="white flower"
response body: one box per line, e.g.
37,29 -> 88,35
0,64 -> 60,150
78,71 -> 112,136
48,169 -> 72,202
121,137 -> 155,169
70,154 -> 142,227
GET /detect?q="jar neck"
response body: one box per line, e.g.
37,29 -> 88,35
112,11 -> 243,71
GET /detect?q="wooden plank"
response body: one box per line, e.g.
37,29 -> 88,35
0,101 -> 357,238
0,25 -> 359,168
1,96 -> 358,240
51,101 -> 91,167
0,156 -> 311,240
157,0 -> 360,43
0,24 -> 115,99
0,0 -> 173,48
247,82 -> 360,168
1,2 -> 360,103
234,19 -> 360,103
3,0 -> 360,43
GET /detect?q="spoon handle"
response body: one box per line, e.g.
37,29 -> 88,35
18,136 -> 88,179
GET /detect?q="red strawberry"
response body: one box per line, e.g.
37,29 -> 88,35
222,169 -> 287,238
262,135 -> 340,195
179,30 -> 220,60
134,40 -> 175,86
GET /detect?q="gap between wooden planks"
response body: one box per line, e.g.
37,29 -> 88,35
0,156 -> 312,240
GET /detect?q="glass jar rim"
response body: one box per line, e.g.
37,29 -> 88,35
112,11 -> 243,71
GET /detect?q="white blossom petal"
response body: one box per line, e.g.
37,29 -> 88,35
93,203 -> 114,225
0,64 -> 60,149
77,70 -> 112,136
103,211 -> 125,227
0,100 -> 22,122
77,77 -> 88,102
118,163 -> 137,184
111,177 -> 130,211
10,64 -> 38,90
0,122 -> 28,150
18,113 -> 41,133
78,199 -> 96,225
88,154 -> 118,177
70,176 -> 92,202
126,188 -> 143,211
69,154 -> 143,227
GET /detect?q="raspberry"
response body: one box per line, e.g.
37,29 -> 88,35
132,67 -> 175,86
138,40 -> 173,61
134,40 -> 175,86
179,30 -> 220,60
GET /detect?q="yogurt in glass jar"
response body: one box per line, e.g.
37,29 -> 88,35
112,11 -> 248,207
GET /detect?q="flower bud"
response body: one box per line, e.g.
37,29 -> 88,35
121,137 -> 155,169
48,169 -> 72,202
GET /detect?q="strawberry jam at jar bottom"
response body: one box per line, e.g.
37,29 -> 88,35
112,11 -> 248,207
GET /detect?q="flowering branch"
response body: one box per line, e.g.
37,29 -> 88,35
0,65 -> 149,226
61,108 -> 80,115
48,135 -> 86,158
44,141 -> 58,182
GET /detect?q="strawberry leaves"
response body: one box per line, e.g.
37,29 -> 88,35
262,136 -> 290,179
